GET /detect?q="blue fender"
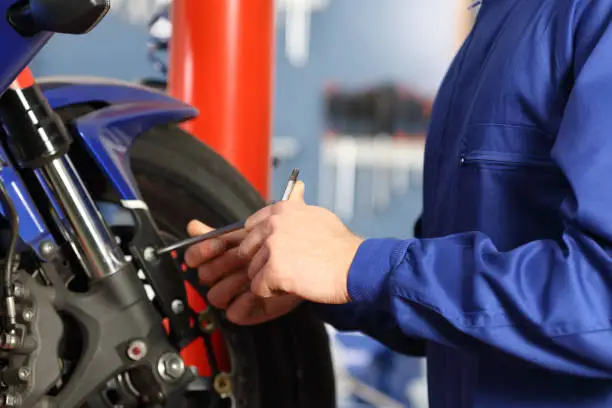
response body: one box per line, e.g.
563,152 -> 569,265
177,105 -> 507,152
39,76 -> 198,201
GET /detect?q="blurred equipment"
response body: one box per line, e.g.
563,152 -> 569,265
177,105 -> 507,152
111,0 -> 170,24
276,0 -> 329,67
324,83 -> 432,136
320,83 -> 429,220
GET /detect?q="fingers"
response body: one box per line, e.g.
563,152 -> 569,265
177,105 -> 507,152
184,238 -> 225,268
247,246 -> 269,280
206,271 -> 250,309
288,180 -> 305,201
238,221 -> 272,260
184,220 -> 247,267
244,182 -> 307,231
187,219 -> 213,236
225,292 -> 262,325
198,247 -> 247,286
244,206 -> 274,231
250,269 -> 275,298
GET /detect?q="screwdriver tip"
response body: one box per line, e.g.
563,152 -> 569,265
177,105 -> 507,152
290,168 -> 300,181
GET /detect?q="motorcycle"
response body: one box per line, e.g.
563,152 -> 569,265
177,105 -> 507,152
0,0 -> 335,407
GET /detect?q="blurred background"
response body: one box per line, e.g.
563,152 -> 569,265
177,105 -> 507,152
30,1 -> 476,406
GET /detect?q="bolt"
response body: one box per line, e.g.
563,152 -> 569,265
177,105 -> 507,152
143,247 -> 157,262
171,299 -> 184,314
213,372 -> 233,398
1,333 -> 19,350
157,353 -> 185,382
22,308 -> 34,323
198,307 -> 216,334
13,283 -> 27,299
126,340 -> 148,361
17,367 -> 30,382
39,241 -> 55,258
4,392 -> 21,407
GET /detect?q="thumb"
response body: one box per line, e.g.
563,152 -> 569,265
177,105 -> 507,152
288,180 -> 305,202
187,219 -> 214,237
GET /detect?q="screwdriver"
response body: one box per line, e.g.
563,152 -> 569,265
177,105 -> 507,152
156,168 -> 300,256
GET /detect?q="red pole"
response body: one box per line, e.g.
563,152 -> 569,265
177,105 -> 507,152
166,0 -> 275,376
168,0 -> 274,199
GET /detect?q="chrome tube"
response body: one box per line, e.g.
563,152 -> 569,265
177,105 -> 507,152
41,156 -> 126,280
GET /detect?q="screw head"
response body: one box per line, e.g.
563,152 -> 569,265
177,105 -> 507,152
2,333 -> 19,350
143,247 -> 157,262
22,309 -> 34,323
171,299 -> 184,314
4,392 -> 21,408
39,241 -> 55,257
213,372 -> 233,398
13,284 -> 26,299
198,307 -> 216,334
17,367 -> 30,381
126,340 -> 147,361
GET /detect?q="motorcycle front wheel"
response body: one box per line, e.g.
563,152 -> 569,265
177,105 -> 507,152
60,106 -> 336,408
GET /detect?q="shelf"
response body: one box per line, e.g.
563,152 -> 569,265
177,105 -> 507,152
321,134 -> 425,171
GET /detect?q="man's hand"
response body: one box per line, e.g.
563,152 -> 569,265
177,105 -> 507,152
184,221 -> 302,325
239,181 -> 363,304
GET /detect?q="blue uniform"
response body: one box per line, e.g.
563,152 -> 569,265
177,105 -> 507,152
314,0 -> 612,406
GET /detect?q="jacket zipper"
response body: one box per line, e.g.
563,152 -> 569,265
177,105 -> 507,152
431,9 -> 486,222
460,152 -> 556,169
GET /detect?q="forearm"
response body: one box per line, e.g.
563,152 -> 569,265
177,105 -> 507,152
346,234 -> 612,377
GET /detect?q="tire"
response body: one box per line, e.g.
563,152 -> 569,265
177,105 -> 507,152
129,125 -> 336,408
57,101 -> 336,408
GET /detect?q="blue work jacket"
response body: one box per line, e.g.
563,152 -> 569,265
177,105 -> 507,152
314,0 -> 612,406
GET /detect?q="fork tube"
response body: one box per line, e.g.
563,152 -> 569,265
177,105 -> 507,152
40,156 -> 126,279
0,74 -> 126,280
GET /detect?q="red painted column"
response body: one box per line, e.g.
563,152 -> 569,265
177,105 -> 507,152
168,0 -> 275,199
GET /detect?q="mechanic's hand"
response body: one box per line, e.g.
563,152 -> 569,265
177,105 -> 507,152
239,181 -> 363,304
185,220 -> 302,326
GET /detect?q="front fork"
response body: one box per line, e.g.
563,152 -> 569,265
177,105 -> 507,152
1,69 -> 125,281
0,70 -> 193,404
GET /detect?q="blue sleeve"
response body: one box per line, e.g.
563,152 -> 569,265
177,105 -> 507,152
309,301 -> 426,357
328,0 -> 612,378
309,218 -> 427,357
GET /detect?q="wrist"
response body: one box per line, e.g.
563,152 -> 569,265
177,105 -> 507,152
339,234 -> 365,304
346,238 -> 405,305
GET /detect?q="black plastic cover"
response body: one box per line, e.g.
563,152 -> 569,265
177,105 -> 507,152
8,0 -> 110,36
